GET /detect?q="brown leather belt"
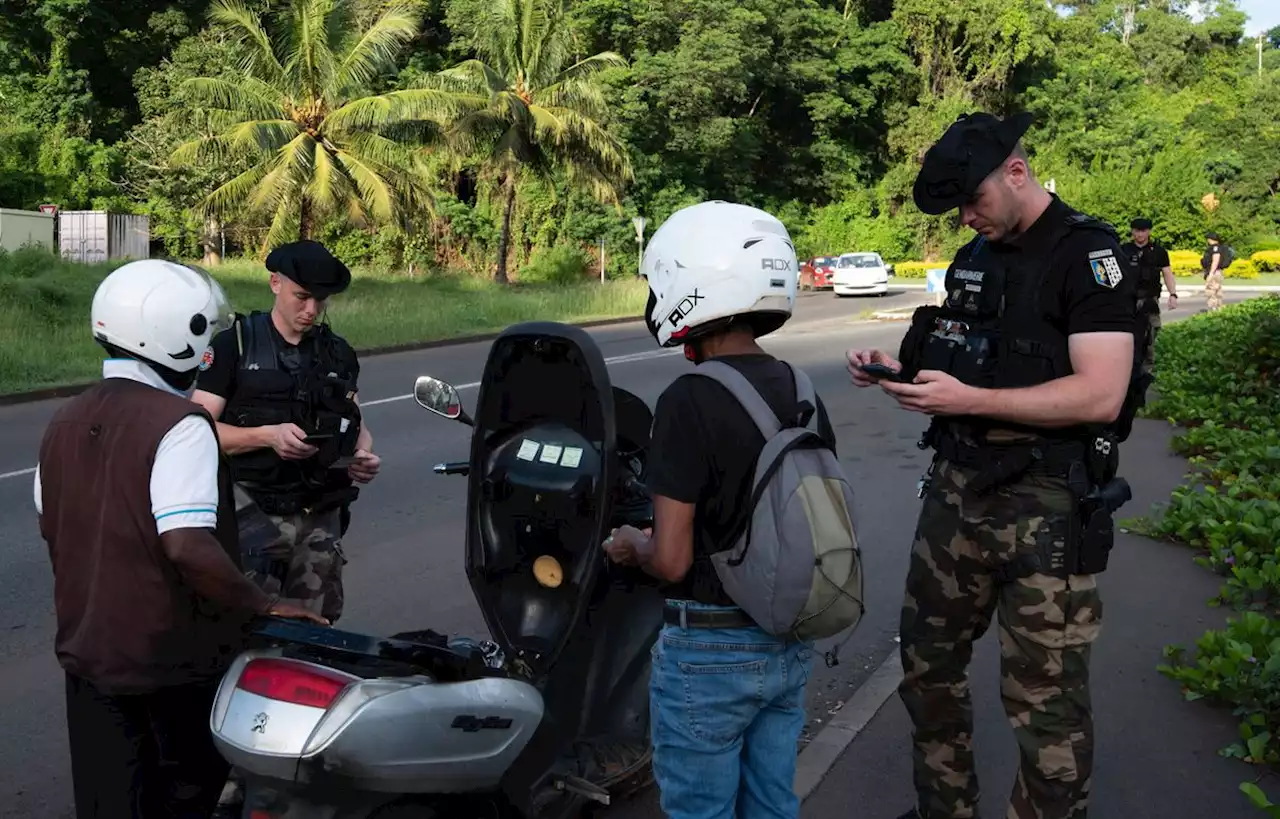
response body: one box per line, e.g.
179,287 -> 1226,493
663,604 -> 757,629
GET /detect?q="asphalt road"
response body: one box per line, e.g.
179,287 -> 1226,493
0,286 -> 1255,818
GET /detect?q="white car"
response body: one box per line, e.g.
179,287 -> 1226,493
833,252 -> 890,296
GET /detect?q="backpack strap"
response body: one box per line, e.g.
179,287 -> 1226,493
692,360 -> 780,437
788,364 -> 819,432
690,360 -> 819,438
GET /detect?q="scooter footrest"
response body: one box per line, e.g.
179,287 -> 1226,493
557,775 -> 611,806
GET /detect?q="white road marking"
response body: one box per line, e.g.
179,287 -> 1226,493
0,348 -> 684,482
0,467 -> 36,481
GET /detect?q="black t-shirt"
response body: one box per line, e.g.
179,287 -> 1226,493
1203,243 -> 1222,271
985,196 -> 1137,337
646,353 -> 837,605
195,316 -> 361,402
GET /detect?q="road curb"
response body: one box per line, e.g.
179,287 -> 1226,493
794,648 -> 904,802
0,314 -> 646,408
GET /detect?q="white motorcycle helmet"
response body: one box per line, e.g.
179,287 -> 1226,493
641,201 -> 797,351
91,259 -> 235,388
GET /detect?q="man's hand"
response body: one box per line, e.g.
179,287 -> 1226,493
879,370 -> 979,416
847,349 -> 904,388
271,423 -> 319,460
268,599 -> 330,626
1167,293 -> 1178,311
347,449 -> 381,483
602,525 -> 653,566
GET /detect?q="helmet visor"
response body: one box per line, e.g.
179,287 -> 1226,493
184,263 -> 236,336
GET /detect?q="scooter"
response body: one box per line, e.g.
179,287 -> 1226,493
208,321 -> 665,818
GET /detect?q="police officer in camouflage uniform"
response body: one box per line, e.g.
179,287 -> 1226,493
1202,231 -> 1226,311
192,240 -> 380,626
847,112 -> 1142,819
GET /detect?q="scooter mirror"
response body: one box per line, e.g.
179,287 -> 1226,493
413,376 -> 467,421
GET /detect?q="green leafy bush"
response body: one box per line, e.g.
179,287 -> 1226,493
518,244 -> 593,285
1147,296 -> 1280,813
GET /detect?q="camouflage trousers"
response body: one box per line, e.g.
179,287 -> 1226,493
899,459 -> 1103,819
1204,270 -> 1224,311
242,504 -> 348,623
1138,300 -> 1161,377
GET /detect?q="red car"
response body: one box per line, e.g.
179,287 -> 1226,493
799,256 -> 837,290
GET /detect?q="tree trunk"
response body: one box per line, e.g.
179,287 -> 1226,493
299,195 -> 314,241
495,173 -> 517,284
201,216 -> 222,266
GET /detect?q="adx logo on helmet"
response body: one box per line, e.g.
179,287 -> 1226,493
665,288 -> 704,328
762,258 -> 791,271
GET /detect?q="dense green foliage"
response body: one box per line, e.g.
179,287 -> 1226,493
1135,297 -> 1280,815
0,244 -> 646,394
0,0 -> 1276,278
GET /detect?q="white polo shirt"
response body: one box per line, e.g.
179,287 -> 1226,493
34,359 -> 221,534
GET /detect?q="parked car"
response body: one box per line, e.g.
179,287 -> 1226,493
832,252 -> 890,297
799,256 -> 837,290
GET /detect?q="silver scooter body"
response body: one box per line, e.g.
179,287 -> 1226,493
211,322 -> 663,818
211,651 -> 543,793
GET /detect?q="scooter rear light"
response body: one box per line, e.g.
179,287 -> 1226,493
236,658 -> 352,708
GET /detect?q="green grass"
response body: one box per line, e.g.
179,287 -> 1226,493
0,249 -> 649,396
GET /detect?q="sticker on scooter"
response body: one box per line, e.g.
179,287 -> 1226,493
533,555 -> 564,588
517,439 -> 540,461
560,447 -> 583,468
252,712 -> 269,734
540,444 -> 563,464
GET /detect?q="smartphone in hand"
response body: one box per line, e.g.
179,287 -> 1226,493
859,363 -> 908,383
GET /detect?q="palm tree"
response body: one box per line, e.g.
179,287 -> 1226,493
172,0 -> 438,252
410,0 -> 633,283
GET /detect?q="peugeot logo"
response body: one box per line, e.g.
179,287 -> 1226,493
252,712 -> 269,734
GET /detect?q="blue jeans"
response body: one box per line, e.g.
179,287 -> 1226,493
649,601 -> 814,819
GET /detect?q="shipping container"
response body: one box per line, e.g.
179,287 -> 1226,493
58,211 -> 150,263
0,208 -> 56,253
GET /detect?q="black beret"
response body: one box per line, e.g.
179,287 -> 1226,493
1131,218 -> 1153,230
912,111 -> 1035,215
1205,231 -> 1221,241
265,240 -> 351,298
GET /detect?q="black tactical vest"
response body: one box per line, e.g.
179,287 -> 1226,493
221,312 -> 362,513
899,211 -> 1138,444
1121,241 -> 1163,302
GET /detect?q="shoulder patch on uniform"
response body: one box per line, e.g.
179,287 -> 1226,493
1090,256 -> 1124,289
199,346 -> 215,371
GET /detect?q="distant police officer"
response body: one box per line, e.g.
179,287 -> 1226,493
1120,217 -> 1176,380
847,112 -> 1141,819
1202,231 -> 1226,311
192,240 -> 380,625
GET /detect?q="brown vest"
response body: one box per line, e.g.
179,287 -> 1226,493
38,377 -> 253,695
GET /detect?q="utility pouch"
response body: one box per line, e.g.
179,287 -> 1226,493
1086,431 -> 1120,485
898,305 -> 940,380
